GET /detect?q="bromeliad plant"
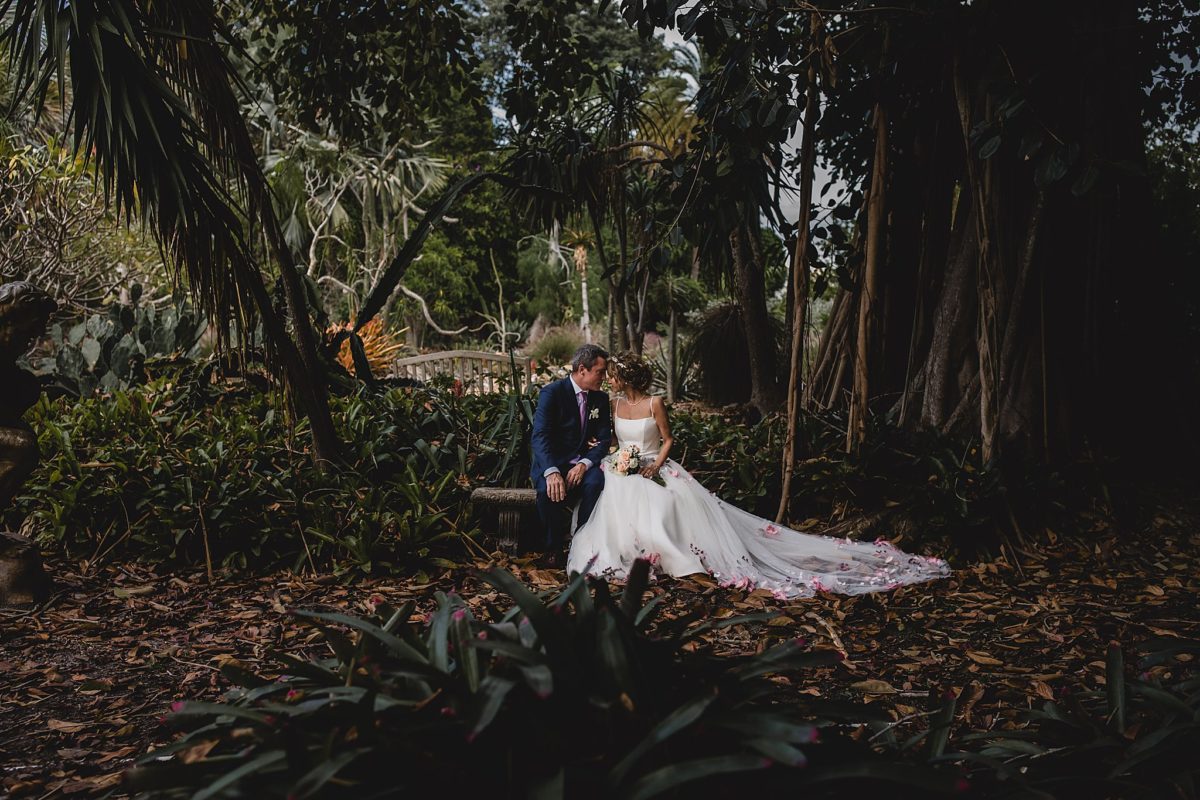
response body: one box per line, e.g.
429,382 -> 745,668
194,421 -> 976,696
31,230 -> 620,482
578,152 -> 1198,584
127,561 -> 957,799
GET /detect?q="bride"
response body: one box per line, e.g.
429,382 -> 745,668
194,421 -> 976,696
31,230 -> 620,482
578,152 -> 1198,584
566,352 -> 950,598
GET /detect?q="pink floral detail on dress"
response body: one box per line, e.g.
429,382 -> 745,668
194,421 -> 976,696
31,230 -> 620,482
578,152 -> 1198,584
763,524 -> 780,537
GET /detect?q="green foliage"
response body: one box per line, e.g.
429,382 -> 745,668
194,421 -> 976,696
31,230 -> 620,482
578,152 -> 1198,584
37,289 -> 206,396
686,301 -> 786,407
526,326 -> 585,368
5,380 -> 502,571
128,561 -> 954,798
10,367 -> 1002,570
222,0 -> 481,142
668,409 -> 783,516
395,229 -> 478,345
0,140 -> 168,307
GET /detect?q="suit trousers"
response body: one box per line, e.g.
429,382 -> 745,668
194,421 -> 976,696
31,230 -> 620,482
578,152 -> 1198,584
534,464 -> 604,552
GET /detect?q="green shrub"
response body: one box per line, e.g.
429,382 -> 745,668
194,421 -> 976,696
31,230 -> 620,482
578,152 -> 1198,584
667,408 -> 784,517
6,380 -> 496,571
8,360 -> 998,569
526,325 -> 584,368
686,301 -> 785,407
128,561 -> 956,798
36,287 -> 207,396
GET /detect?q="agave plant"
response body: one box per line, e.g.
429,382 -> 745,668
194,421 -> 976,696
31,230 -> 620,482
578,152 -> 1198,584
127,561 -> 955,798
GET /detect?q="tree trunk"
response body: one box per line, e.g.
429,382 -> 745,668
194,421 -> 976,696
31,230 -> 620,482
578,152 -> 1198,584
729,219 -> 783,414
804,0 -> 1160,469
777,44 -> 820,523
188,19 -> 342,466
667,307 -> 677,402
846,91 -> 889,454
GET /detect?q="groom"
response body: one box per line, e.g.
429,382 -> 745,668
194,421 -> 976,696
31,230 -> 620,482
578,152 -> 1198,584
530,344 -> 611,565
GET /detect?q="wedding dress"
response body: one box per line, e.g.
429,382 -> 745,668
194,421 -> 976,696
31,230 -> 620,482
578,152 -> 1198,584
565,410 -> 950,599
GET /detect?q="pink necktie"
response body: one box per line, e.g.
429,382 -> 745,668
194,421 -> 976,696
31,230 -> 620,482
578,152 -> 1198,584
577,390 -> 586,429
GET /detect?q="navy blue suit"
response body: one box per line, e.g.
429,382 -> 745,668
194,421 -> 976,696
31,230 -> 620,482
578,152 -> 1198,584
530,377 -> 612,552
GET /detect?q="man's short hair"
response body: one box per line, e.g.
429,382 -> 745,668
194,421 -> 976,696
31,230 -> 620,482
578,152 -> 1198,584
571,343 -> 609,372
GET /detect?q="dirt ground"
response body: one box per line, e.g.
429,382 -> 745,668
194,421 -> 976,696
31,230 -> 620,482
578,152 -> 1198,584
2,493 -> 1198,798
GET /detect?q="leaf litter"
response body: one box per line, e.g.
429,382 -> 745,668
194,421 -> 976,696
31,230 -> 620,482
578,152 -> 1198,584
1,496 -> 1197,797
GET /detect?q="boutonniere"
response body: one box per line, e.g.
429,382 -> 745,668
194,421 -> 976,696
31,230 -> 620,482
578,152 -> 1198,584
589,407 -> 600,420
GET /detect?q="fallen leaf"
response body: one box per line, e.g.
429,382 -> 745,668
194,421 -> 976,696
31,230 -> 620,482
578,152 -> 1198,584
47,719 -> 87,733
851,679 -> 897,695
966,651 -> 1004,666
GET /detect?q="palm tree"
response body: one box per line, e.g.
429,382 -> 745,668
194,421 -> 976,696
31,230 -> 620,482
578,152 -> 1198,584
2,0 -> 340,462
562,227 -> 595,343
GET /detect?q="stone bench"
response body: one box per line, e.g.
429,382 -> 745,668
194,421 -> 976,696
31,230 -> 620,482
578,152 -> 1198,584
470,487 -> 538,554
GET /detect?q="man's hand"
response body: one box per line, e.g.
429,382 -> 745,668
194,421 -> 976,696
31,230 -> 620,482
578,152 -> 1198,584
566,462 -> 589,489
546,472 -> 566,503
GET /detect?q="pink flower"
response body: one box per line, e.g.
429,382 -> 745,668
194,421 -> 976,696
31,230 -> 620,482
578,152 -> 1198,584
477,631 -> 488,640
668,468 -> 680,478
286,689 -> 300,701
368,594 -> 384,606
646,553 -> 661,567
810,577 -> 826,592
452,609 -> 467,621
763,524 -> 779,537
772,589 -> 789,601
170,701 -> 185,713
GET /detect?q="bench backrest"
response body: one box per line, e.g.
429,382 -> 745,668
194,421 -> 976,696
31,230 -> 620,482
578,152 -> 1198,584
392,350 -> 530,394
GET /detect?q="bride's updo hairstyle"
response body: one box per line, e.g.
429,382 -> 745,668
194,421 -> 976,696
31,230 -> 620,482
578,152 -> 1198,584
607,351 -> 653,394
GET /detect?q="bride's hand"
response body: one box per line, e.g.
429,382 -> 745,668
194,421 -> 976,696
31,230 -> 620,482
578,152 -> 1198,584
586,437 -> 600,448
640,464 -> 659,479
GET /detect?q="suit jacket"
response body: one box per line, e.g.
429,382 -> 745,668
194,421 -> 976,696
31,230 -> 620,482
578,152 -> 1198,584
530,377 -> 612,481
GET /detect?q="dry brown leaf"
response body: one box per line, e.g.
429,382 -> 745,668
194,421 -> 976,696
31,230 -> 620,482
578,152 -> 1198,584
46,719 -> 87,733
851,679 -> 898,695
179,740 -> 220,764
966,651 -> 1003,666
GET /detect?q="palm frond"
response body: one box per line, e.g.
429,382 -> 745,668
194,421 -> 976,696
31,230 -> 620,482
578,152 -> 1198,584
0,0 -> 277,345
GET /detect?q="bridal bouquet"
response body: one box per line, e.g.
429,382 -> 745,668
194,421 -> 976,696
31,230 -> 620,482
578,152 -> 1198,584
612,444 -> 642,476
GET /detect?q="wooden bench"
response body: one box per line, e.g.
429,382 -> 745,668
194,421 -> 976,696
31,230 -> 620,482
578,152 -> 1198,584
393,350 -> 531,394
470,487 -> 538,553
